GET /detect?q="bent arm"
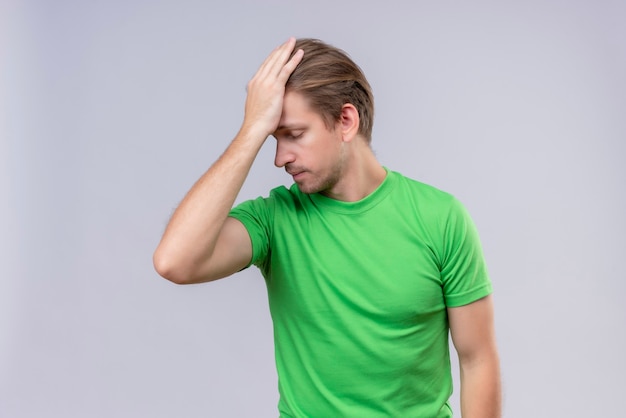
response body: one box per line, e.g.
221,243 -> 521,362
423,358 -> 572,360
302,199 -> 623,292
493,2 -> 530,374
448,295 -> 502,418
153,38 -> 303,284
152,134 -> 261,284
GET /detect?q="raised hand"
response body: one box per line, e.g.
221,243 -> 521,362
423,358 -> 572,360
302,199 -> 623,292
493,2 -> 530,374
154,38 -> 304,285
242,37 -> 304,140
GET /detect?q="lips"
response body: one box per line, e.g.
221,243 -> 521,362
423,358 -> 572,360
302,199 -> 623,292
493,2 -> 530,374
286,167 -> 306,177
287,169 -> 306,181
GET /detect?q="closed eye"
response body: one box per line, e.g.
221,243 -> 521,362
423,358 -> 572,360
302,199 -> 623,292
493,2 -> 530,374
273,124 -> 307,140
274,130 -> 304,140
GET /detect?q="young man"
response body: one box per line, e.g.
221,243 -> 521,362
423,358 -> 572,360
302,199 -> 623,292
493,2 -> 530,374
153,37 -> 501,417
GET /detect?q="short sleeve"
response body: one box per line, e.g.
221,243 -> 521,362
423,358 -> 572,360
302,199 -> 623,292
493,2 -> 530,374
228,196 -> 272,269
440,198 -> 492,307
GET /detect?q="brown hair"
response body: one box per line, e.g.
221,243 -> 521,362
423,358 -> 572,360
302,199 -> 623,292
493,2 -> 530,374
287,39 -> 375,142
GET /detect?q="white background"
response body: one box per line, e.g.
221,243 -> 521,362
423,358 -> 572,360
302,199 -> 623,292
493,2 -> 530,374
2,0 -> 625,416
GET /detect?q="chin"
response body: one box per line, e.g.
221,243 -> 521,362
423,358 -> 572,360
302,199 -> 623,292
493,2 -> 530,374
295,169 -> 341,195
297,179 -> 335,195
293,179 -> 318,194
296,183 -> 320,195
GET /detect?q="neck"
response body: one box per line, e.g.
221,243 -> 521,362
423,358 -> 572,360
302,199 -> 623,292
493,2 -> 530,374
322,138 -> 386,202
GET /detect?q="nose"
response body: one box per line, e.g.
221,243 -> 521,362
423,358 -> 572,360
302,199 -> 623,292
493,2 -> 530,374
274,139 -> 295,168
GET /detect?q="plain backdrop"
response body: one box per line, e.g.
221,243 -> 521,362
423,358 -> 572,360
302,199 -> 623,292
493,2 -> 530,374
2,0 -> 625,417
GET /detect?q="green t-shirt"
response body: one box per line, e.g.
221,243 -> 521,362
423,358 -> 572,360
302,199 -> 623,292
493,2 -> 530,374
229,169 -> 492,417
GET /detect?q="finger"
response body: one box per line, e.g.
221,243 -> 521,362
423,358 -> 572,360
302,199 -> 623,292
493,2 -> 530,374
257,37 -> 296,80
277,48 -> 304,83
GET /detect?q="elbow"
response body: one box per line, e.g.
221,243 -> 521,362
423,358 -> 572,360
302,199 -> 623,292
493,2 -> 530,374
153,245 -> 219,285
153,247 -> 195,285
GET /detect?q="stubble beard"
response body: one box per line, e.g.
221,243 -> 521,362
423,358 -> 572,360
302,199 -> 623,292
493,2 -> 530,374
298,145 -> 346,195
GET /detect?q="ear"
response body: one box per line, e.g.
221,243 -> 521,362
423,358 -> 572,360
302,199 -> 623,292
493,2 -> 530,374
338,103 -> 360,143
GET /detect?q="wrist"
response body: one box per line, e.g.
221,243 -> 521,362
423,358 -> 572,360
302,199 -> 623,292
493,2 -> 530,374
237,121 -> 272,145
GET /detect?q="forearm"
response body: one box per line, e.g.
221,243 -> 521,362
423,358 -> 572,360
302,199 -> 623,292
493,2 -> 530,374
153,127 -> 264,281
459,351 -> 501,418
153,38 -> 303,283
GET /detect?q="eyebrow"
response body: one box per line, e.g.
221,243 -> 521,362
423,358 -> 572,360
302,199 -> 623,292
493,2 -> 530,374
275,124 -> 306,132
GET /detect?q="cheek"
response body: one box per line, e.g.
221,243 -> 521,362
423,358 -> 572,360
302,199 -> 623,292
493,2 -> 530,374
326,134 -> 344,161
304,131 -> 342,167
314,141 -> 338,167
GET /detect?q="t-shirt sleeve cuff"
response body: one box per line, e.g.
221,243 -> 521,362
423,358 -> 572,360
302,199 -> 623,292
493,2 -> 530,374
444,282 -> 493,307
227,214 -> 256,269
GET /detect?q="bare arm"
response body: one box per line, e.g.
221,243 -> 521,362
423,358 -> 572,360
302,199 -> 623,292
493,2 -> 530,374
153,38 -> 304,284
448,295 -> 502,418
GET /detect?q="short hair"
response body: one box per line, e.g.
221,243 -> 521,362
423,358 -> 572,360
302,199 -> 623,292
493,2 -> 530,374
287,39 -> 375,142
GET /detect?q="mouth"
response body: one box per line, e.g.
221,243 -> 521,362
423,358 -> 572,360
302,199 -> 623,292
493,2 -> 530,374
286,169 -> 306,180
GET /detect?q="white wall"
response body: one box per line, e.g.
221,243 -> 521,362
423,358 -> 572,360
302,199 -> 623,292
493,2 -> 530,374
2,0 -> 624,416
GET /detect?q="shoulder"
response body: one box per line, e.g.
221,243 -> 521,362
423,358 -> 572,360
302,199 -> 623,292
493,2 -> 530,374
231,183 -> 307,216
389,170 -> 458,209
268,183 -> 309,209
269,183 -> 299,201
386,170 -> 477,238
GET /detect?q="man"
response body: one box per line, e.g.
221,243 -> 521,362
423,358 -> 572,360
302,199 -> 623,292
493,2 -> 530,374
154,37 -> 501,417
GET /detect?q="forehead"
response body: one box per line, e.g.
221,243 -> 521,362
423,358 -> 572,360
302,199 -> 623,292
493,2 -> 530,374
277,91 -> 322,130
